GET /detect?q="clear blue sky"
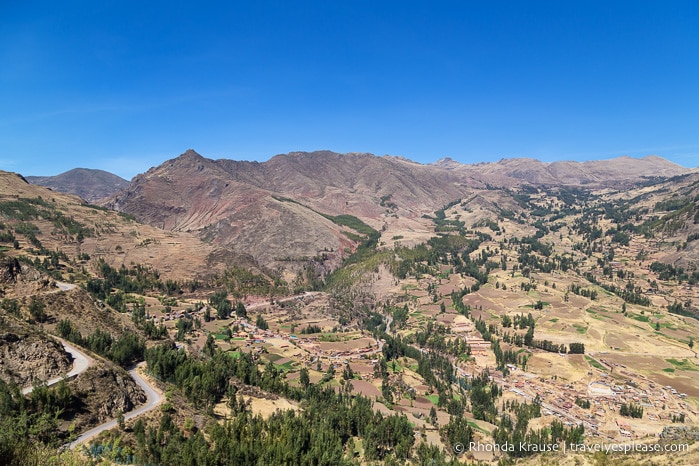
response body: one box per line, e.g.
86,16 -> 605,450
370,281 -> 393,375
1,1 -> 698,179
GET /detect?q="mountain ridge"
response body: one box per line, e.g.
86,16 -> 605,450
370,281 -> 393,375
101,149 -> 691,277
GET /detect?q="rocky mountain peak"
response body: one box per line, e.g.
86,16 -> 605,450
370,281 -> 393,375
143,149 -> 223,180
432,157 -> 461,169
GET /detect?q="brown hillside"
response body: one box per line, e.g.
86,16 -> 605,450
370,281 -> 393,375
0,170 -> 228,281
450,155 -> 688,187
27,168 -> 129,203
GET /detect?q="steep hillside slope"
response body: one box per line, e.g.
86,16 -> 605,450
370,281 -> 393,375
216,150 -> 473,217
106,151 -> 356,274
608,172 -> 699,268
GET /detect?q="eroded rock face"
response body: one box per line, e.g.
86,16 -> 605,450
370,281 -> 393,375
0,257 -> 21,283
0,258 -> 53,298
0,333 -> 72,387
75,367 -> 146,422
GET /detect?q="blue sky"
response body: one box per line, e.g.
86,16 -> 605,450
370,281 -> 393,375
1,1 -> 698,179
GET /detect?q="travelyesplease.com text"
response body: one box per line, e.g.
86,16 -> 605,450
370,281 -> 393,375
454,441 -> 689,455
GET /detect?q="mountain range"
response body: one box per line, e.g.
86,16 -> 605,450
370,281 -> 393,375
26,150 -> 692,278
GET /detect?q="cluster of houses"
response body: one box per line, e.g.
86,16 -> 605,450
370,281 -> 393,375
503,369 -> 693,441
451,319 -> 491,354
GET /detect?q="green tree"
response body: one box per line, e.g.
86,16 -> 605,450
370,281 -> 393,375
299,367 -> 310,389
256,315 -> 269,330
209,291 -> 231,319
524,326 -> 535,346
235,301 -> 247,318
322,363 -> 336,383
381,377 -> 393,403
28,297 -> 46,323
204,334 -> 216,357
342,364 -> 354,380
568,342 -> 585,354
502,314 -> 512,327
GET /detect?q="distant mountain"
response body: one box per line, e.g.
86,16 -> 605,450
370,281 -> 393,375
27,168 -> 129,203
433,155 -> 689,187
104,150 -> 692,273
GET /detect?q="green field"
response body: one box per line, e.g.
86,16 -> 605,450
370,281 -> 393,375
666,359 -> 699,372
468,421 -> 491,435
274,361 -> 294,371
629,313 -> 650,323
585,356 -> 606,371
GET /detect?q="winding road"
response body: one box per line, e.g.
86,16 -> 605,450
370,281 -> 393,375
19,335 -> 163,449
67,363 -> 163,449
54,281 -> 77,292
21,338 -> 92,395
21,283 -> 83,393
